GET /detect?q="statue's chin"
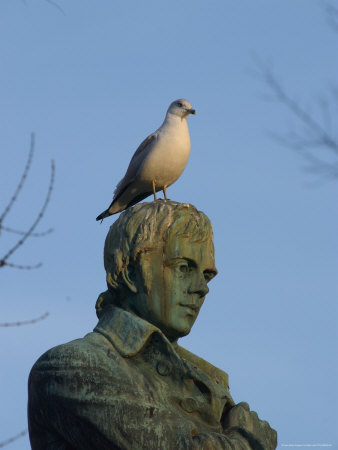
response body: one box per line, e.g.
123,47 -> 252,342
162,323 -> 194,342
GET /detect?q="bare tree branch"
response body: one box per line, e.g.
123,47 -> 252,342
0,133 -> 34,226
0,312 -> 49,327
0,261 -> 42,270
44,0 -> 66,15
253,56 -> 338,180
0,135 -> 54,445
0,430 -> 27,448
0,159 -> 55,269
325,2 -> 338,33
254,57 -> 338,151
1,225 -> 53,237
20,0 -> 66,15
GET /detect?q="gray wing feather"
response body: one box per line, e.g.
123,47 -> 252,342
113,132 -> 157,197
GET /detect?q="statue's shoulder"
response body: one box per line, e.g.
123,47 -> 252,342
31,331 -> 115,373
177,345 -> 231,392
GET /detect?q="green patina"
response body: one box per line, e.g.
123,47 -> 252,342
28,200 -> 277,450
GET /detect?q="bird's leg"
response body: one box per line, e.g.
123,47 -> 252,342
163,185 -> 168,200
152,180 -> 157,201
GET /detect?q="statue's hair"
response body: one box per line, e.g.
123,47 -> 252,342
96,200 -> 214,317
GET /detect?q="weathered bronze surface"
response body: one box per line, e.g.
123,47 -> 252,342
28,200 -> 277,449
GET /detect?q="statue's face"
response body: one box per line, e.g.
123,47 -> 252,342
132,233 -> 217,341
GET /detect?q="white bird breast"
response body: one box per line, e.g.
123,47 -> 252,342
138,123 -> 191,188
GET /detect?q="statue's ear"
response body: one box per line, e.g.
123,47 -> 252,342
121,265 -> 138,294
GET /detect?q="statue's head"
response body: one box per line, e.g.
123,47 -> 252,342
96,200 -> 217,341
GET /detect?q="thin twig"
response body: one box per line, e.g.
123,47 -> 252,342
1,160 -> 55,266
44,0 -> 66,15
0,430 -> 27,448
1,225 -> 53,237
0,261 -> 42,270
0,312 -> 49,327
253,56 -> 338,181
0,133 -> 34,225
255,59 -> 338,153
326,2 -> 338,33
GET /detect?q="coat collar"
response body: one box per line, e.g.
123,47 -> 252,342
93,305 -> 170,357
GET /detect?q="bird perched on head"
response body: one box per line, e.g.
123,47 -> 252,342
96,99 -> 196,221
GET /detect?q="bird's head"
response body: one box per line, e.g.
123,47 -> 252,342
167,99 -> 196,119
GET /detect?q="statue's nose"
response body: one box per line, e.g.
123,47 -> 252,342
188,272 -> 209,298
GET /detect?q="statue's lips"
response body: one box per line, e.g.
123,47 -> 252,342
179,303 -> 199,316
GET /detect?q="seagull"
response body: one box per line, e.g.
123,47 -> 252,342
96,99 -> 195,221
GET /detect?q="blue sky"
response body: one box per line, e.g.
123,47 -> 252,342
1,0 -> 337,448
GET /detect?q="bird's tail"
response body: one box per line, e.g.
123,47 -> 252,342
96,209 -> 111,221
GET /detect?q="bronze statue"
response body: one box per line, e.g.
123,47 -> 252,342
28,201 -> 277,449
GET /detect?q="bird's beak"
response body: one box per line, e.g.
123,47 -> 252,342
189,108 -> 196,115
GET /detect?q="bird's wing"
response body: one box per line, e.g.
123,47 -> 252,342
113,132 -> 158,197
131,131 -> 158,161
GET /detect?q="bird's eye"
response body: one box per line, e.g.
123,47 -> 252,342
177,102 -> 183,107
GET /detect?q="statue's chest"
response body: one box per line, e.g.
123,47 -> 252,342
126,338 -> 228,433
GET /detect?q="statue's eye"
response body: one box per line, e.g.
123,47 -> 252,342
177,102 -> 183,107
179,264 -> 189,273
